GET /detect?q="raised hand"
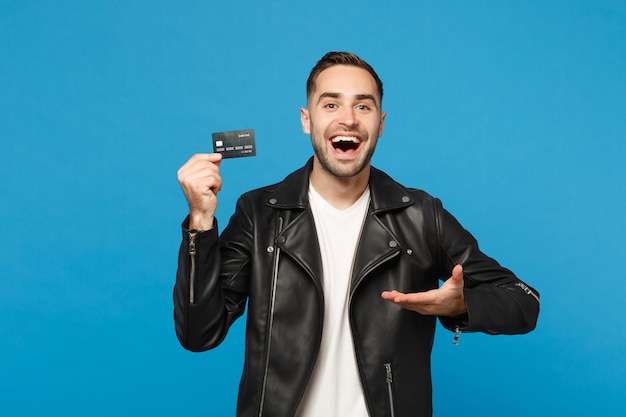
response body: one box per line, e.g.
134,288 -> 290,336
177,153 -> 223,230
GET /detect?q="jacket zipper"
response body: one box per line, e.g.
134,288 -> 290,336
258,216 -> 284,417
515,282 -> 540,303
384,362 -> 396,417
188,231 -> 197,304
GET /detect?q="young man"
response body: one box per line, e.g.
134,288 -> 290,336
174,52 -> 540,417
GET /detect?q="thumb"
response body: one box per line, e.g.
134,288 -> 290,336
450,264 -> 464,285
209,152 -> 223,166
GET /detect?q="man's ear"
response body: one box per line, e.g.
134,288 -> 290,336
300,108 -> 311,134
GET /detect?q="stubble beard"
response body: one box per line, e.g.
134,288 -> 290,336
310,131 -> 378,179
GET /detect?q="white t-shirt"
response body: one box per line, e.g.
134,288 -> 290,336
296,184 -> 371,417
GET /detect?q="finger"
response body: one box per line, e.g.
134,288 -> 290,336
381,290 -> 402,301
381,290 -> 431,305
179,152 -> 221,171
189,152 -> 223,163
179,154 -> 222,177
204,152 -> 223,166
448,264 -> 464,285
381,289 -> 442,315
179,168 -> 222,194
452,264 -> 463,278
179,155 -> 223,189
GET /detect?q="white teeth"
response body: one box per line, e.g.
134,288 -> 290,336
331,136 -> 359,143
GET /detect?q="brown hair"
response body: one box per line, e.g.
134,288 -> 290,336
306,51 -> 384,104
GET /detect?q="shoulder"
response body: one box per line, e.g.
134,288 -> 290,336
238,162 -> 310,209
369,166 -> 441,211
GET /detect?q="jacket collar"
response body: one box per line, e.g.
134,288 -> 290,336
266,157 -> 415,213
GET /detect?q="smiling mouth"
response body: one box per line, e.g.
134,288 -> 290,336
331,135 -> 361,152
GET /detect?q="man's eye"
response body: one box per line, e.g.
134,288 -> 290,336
356,104 -> 370,111
325,103 -> 336,109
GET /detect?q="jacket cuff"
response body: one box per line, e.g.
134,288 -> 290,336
439,313 -> 469,333
181,215 -> 218,234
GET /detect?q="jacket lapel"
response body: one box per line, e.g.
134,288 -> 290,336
277,210 -> 324,289
350,211 -> 401,292
266,158 -> 323,289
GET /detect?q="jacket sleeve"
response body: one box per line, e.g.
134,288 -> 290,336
433,198 -> 540,335
173,196 -> 253,352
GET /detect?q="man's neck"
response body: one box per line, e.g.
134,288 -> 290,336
309,160 -> 370,210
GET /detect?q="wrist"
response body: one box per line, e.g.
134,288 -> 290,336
188,212 -> 214,231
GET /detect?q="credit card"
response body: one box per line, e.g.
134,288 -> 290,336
212,129 -> 256,158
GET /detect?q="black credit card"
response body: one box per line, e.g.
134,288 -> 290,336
212,129 -> 256,158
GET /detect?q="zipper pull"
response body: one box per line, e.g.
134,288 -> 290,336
385,363 -> 393,383
189,232 -> 197,255
384,362 -> 397,417
452,326 -> 462,346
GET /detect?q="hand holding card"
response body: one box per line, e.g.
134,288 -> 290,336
212,129 -> 256,158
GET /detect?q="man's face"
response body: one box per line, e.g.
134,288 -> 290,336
301,65 -> 386,179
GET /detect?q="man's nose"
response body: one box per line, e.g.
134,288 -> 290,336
338,107 -> 357,127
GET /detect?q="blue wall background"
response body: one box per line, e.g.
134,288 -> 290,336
1,1 -> 625,415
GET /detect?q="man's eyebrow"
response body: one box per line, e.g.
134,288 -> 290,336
316,92 -> 341,104
355,94 -> 377,103
316,92 -> 379,106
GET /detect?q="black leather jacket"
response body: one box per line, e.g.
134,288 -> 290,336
174,159 -> 540,417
